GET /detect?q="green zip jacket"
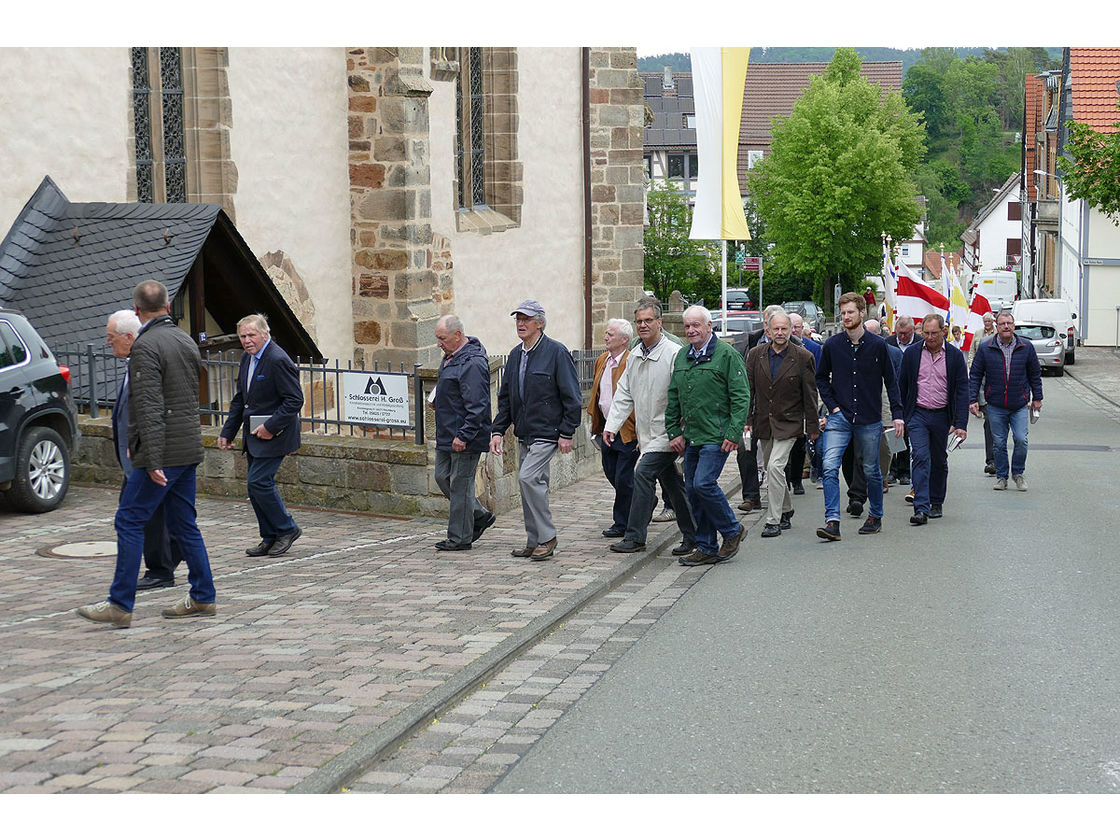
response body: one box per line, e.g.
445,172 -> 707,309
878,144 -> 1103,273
665,335 -> 750,445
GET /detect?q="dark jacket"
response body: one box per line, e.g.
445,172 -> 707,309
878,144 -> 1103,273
127,314 -> 204,470
434,336 -> 492,452
219,338 -> 303,458
816,330 -> 902,426
492,333 -> 582,443
898,342 -> 970,430
968,333 -> 1043,411
744,342 -> 818,440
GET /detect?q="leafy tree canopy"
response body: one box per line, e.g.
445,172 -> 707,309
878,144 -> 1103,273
643,181 -> 719,304
1061,119 -> 1120,222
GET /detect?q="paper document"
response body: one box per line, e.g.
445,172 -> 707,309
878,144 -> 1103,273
884,427 -> 907,455
250,415 -> 272,433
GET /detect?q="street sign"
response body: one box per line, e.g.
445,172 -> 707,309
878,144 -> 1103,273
734,251 -> 744,266
741,256 -> 761,270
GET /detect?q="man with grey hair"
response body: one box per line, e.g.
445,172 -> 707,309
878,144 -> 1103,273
432,314 -> 494,550
588,318 -> 639,539
666,304 -> 750,565
219,313 -> 305,557
737,303 -> 784,512
491,300 -> 582,560
105,309 -> 180,590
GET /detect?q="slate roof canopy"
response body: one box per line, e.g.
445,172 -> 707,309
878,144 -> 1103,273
0,176 -> 321,362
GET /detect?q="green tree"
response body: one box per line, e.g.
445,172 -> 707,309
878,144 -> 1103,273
1062,116 -> 1120,222
643,181 -> 718,302
750,48 -> 925,302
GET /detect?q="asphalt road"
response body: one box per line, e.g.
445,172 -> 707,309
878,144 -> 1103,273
494,374 -> 1120,793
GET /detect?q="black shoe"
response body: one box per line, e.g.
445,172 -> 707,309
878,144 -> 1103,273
609,539 -> 645,553
472,512 -> 496,542
910,511 -> 928,525
904,492 -> 915,504
434,539 -> 472,551
897,475 -> 910,485
846,501 -> 864,518
885,474 -> 899,486
136,575 -> 174,591
984,463 -> 996,475
602,526 -> 626,538
267,527 -> 302,556
246,539 -> 274,557
671,540 -> 697,556
928,504 -> 942,519
816,521 -> 841,541
791,481 -> 805,496
761,523 -> 782,538
858,515 -> 881,534
779,510 -> 793,530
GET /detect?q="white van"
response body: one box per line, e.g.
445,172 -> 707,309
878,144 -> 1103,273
1012,298 -> 1079,364
975,270 -> 1018,311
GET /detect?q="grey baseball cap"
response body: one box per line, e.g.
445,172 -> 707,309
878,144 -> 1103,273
510,300 -> 545,317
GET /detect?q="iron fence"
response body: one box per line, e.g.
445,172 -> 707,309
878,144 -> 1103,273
54,343 -> 426,443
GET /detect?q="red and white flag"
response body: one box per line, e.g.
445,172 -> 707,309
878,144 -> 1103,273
894,262 -> 949,323
962,293 -> 993,352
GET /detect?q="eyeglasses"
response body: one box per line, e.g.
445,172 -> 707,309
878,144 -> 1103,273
634,317 -> 658,325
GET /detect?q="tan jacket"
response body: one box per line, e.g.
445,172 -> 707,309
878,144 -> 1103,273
604,336 -> 682,452
587,349 -> 636,443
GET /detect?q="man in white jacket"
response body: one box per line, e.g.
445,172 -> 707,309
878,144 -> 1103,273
602,298 -> 696,555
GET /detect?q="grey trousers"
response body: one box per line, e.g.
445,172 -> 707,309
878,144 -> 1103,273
518,440 -> 558,546
434,449 -> 490,545
760,437 -> 796,525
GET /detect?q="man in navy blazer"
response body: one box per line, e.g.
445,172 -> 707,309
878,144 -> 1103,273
897,313 -> 969,524
219,314 -> 304,556
106,309 -> 180,589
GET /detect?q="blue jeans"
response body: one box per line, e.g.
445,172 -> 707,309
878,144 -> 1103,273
682,444 -> 739,554
907,407 -> 950,514
821,412 -> 884,522
247,454 -> 299,540
987,404 -> 1029,478
109,465 -> 215,613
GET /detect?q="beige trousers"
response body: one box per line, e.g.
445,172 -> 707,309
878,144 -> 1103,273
760,437 -> 796,526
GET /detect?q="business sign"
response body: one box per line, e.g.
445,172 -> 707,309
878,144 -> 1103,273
741,256 -> 761,271
342,371 -> 411,426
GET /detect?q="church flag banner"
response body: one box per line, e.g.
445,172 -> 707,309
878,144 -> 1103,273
962,293 -> 993,352
895,264 -> 950,323
688,48 -> 751,241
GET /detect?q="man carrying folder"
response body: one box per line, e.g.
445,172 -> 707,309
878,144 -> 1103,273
219,314 -> 305,556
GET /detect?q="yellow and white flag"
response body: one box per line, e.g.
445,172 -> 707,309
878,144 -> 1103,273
688,48 -> 751,241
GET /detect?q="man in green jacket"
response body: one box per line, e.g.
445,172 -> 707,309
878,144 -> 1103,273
666,305 -> 751,566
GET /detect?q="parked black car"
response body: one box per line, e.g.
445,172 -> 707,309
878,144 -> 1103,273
0,308 -> 81,512
781,300 -> 826,335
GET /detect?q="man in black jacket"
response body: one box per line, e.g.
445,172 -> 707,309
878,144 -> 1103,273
219,314 -> 305,557
490,300 -> 582,561
432,315 -> 495,551
77,281 -> 217,628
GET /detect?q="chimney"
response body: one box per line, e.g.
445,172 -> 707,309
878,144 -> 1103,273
662,66 -> 675,92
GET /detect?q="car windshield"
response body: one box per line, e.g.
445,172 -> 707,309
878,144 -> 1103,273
1015,325 -> 1055,340
716,316 -> 762,333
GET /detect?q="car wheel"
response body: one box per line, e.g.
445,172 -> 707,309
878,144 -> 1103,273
1054,365 -> 1064,377
5,426 -> 71,513
1065,345 -> 1075,365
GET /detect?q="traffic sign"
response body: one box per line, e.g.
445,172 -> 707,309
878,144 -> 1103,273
741,256 -> 761,271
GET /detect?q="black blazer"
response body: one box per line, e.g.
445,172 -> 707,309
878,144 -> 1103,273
220,339 -> 304,458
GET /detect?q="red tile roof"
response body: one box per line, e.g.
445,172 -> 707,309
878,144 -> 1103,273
1023,74 -> 1044,200
1068,48 -> 1120,133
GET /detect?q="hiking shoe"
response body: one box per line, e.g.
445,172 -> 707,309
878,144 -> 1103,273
858,515 -> 882,534
761,523 -> 782,538
651,506 -> 676,522
993,478 -> 1008,491
76,600 -> 132,629
816,521 -> 841,541
738,497 -> 763,513
671,539 -> 697,556
161,594 -> 216,619
717,524 -> 744,559
779,510 -> 793,530
679,550 -> 725,567
1012,474 -> 1028,491
929,504 -> 943,518
984,463 -> 996,475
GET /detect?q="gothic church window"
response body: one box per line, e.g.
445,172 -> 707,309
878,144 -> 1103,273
130,47 -> 187,203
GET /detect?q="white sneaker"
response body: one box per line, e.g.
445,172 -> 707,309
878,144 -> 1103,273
994,478 -> 1008,491
1012,474 -> 1028,491
651,506 -> 676,522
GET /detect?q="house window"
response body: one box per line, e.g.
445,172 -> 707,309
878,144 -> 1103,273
668,154 -> 685,179
747,149 -> 764,169
1006,238 -> 1022,266
683,113 -> 696,129
130,47 -> 187,203
1007,201 -> 1021,221
901,244 -> 910,257
688,153 -> 699,179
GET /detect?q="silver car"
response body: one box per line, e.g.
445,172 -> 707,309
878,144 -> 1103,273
1014,321 -> 1065,376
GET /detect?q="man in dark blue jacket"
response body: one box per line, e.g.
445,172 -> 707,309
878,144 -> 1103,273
432,315 -> 495,551
490,300 -> 582,561
898,314 -> 970,524
219,314 -> 304,556
968,310 -> 1043,491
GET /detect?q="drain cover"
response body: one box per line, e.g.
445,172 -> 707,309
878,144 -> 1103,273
38,541 -> 117,559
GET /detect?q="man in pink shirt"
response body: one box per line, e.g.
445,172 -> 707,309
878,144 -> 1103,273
897,314 -> 970,525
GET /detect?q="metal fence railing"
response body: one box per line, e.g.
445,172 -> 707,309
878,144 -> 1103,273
494,348 -> 599,394
54,343 -> 426,443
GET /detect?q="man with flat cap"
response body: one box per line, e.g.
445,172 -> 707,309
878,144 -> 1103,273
490,300 -> 582,561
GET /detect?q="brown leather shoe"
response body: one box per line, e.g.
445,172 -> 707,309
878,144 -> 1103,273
530,537 -> 558,561
738,497 -> 762,512
717,524 -> 744,559
510,545 -> 537,557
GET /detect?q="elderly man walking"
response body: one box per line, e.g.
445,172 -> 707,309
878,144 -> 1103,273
744,310 -> 818,538
603,298 -> 696,557
666,305 -> 750,566
815,292 -> 903,541
969,310 -> 1043,491
432,314 -> 495,551
105,309 -> 180,590
491,300 -> 582,560
588,318 -> 639,539
77,281 -> 216,627
898,314 -> 970,524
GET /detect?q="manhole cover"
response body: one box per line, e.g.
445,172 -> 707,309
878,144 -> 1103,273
38,541 -> 117,559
